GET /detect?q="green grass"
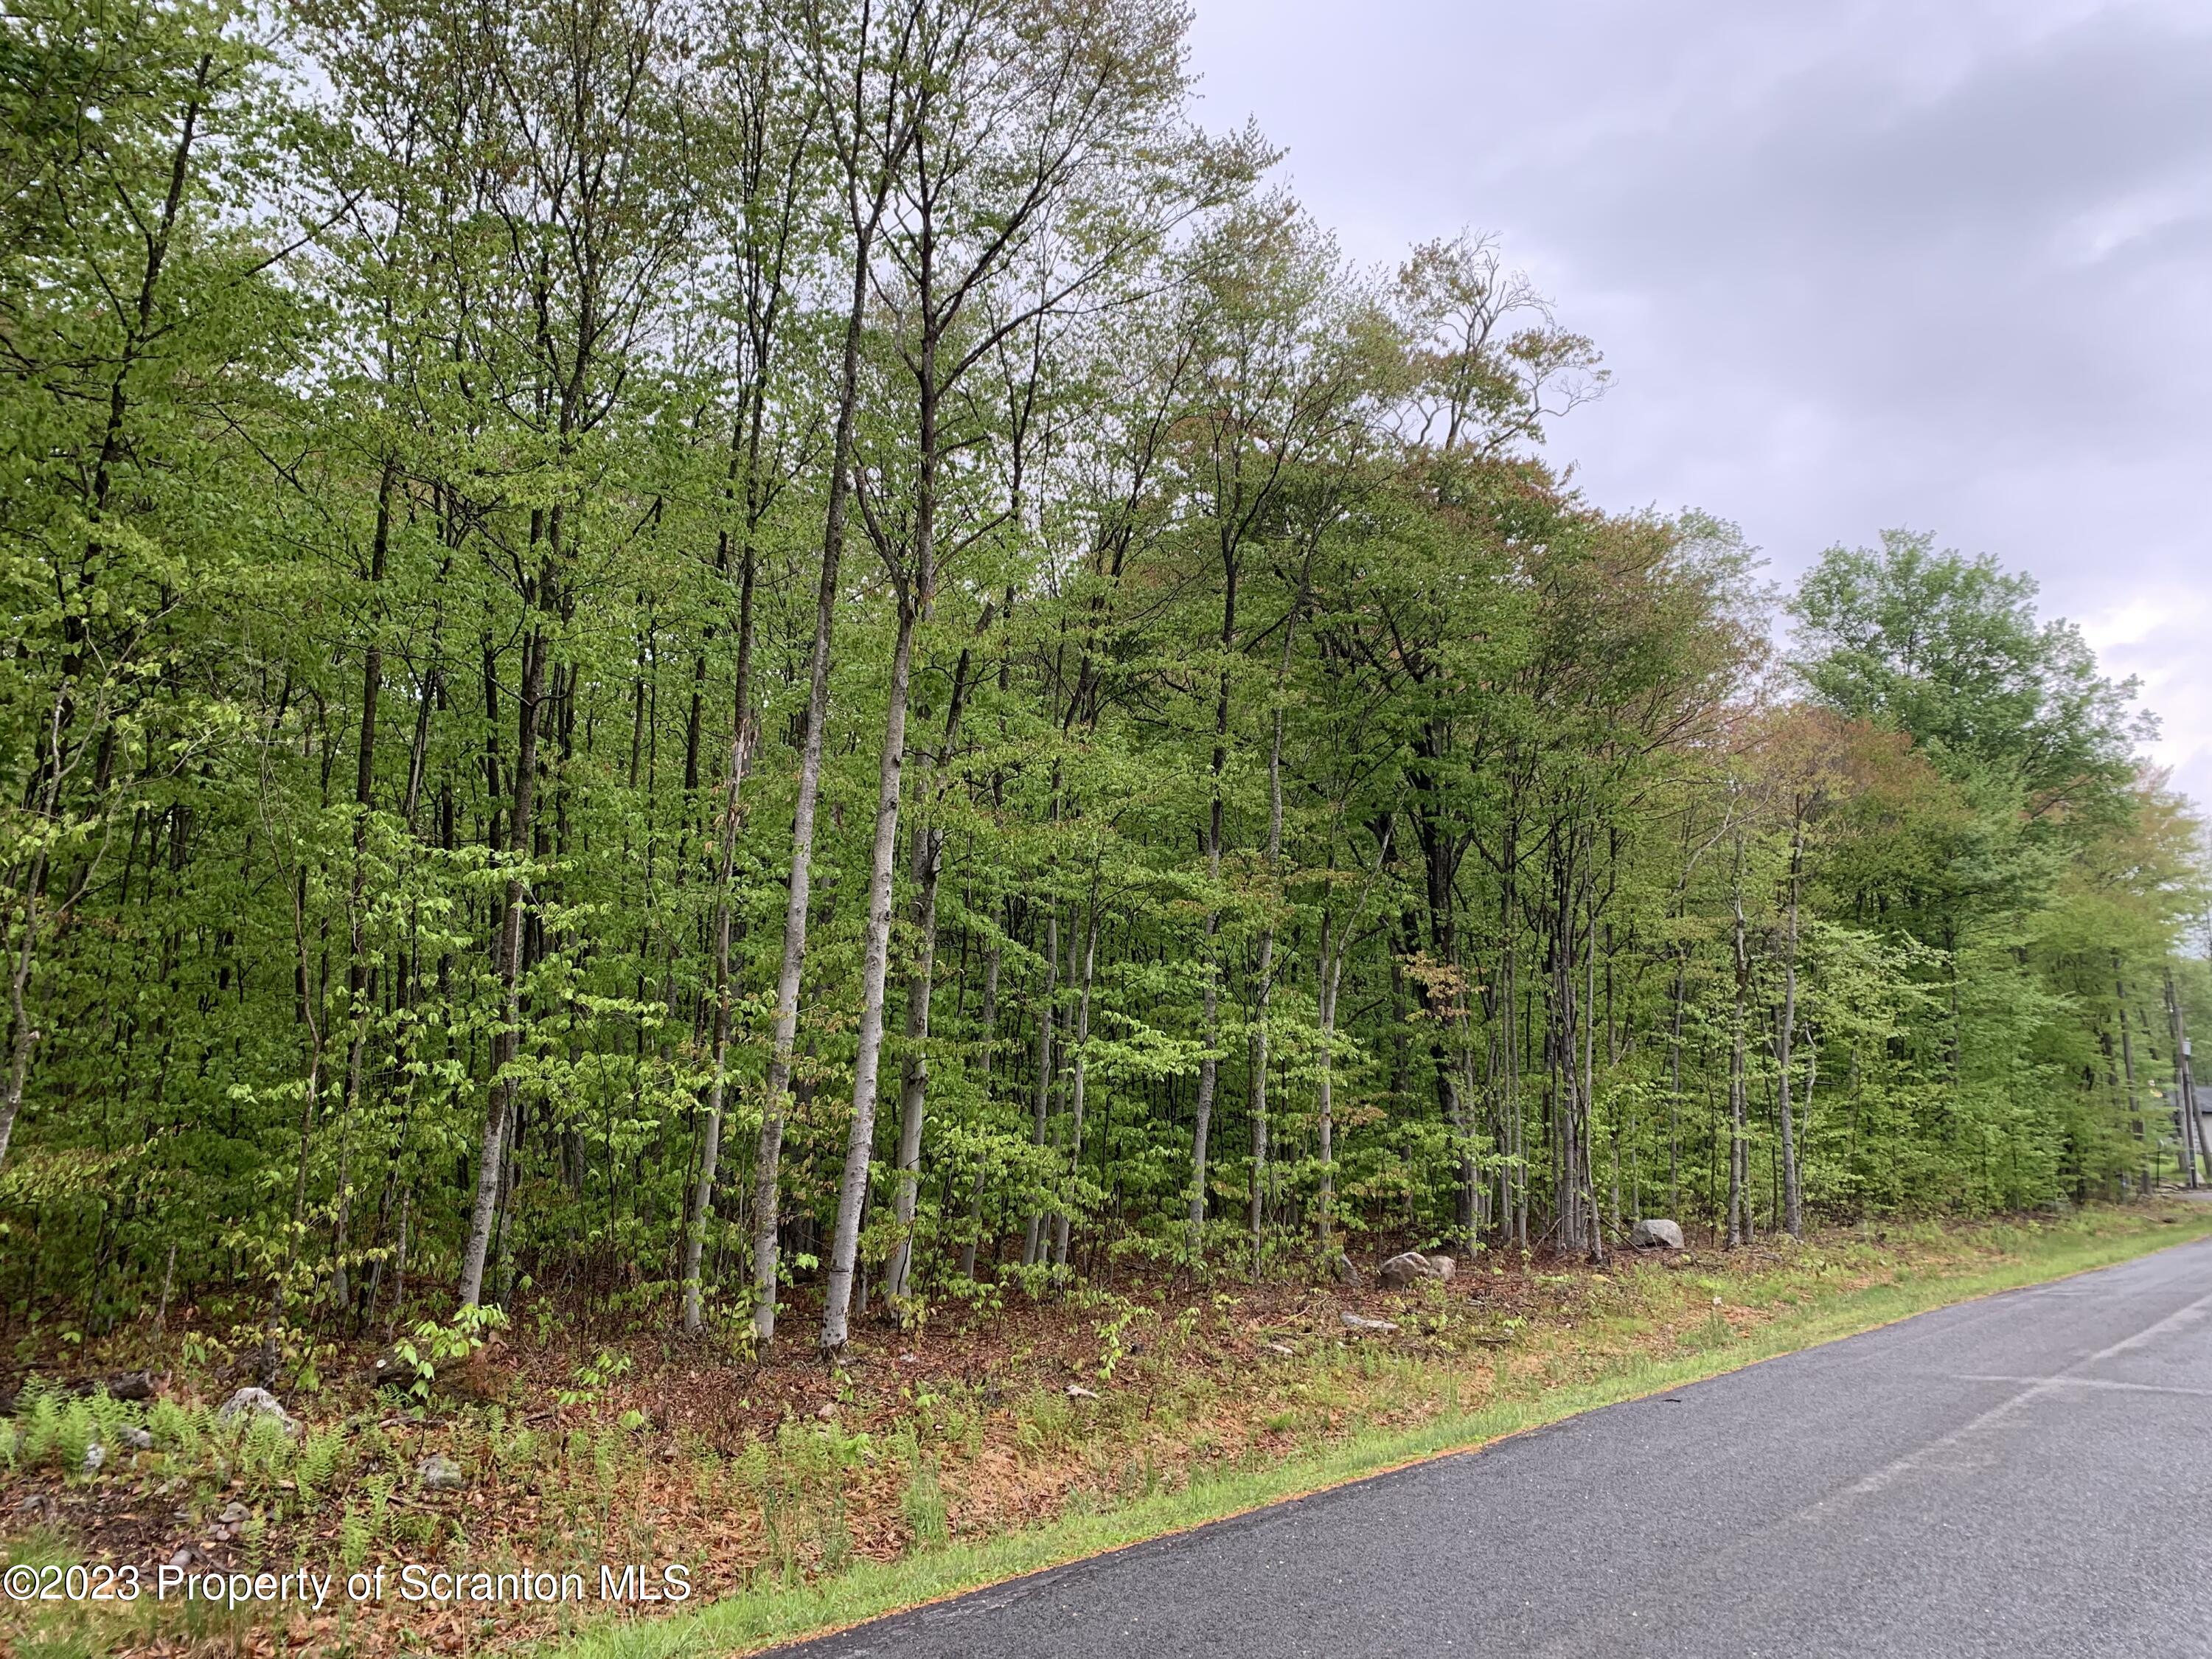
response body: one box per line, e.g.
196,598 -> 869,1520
545,1206 -> 2212,1659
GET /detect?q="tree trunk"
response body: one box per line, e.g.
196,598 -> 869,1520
681,719 -> 754,1333
1584,888 -> 1604,1265
751,206 -> 877,1346
883,818 -> 942,1310
1052,889 -> 1100,1270
459,601 -> 547,1308
333,458 -> 398,1315
960,920 -> 1001,1280
1775,824 -> 1804,1239
1667,948 -> 1687,1217
1247,614 -> 1297,1270
820,589 -> 922,1353
1726,837 -> 1750,1250
2165,970 -> 2205,1189
1189,543 -> 1237,1250
0,851 -> 46,1175
1025,905 -> 1060,1265
885,649 -> 975,1309
1315,927 -> 1341,1241
681,502 -> 760,1335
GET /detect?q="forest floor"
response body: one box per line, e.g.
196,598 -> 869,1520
6,1201 -> 2210,1659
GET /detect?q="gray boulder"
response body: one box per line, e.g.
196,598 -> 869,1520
416,1453 -> 465,1492
1630,1218 -> 1686,1251
1379,1251 -> 1453,1290
217,1386 -> 300,1437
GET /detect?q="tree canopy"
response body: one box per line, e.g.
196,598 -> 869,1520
3,0 -> 2206,1366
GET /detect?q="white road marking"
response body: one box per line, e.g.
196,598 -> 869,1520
1824,1284 -> 2212,1503
1949,1372 -> 2212,1398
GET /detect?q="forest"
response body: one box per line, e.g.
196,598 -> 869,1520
5,0 -> 2210,1374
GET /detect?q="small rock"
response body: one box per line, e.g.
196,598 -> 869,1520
17,1492 -> 59,1526
1331,1253 -> 1363,1288
105,1370 -> 159,1402
1064,1383 -> 1098,1399
815,1402 -> 838,1421
1424,1253 -> 1458,1282
166,1544 -> 208,1571
218,1500 -> 251,1526
82,1441 -> 106,1474
1340,1312 -> 1398,1335
1379,1251 -> 1450,1290
1630,1218 -> 1686,1251
119,1426 -> 154,1451
362,1347 -> 414,1391
1262,1341 -> 1296,1357
216,1386 -> 299,1437
415,1454 -> 464,1492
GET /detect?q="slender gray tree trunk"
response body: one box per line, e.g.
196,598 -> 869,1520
1585,891 -> 1604,1264
959,930 -> 1000,1280
1052,889 -> 1099,1270
820,591 -> 920,1352
682,709 -> 753,1333
460,606 -> 546,1309
750,201 -> 880,1346
1189,908 -> 1219,1243
333,459 -> 397,1316
1315,928 -> 1341,1242
883,817 -> 942,1309
1776,824 -> 1804,1239
1726,836 -> 1750,1249
1247,624 -> 1295,1269
1026,906 -> 1060,1265
1189,554 -> 1236,1248
885,650 -> 975,1307
0,854 -> 45,1177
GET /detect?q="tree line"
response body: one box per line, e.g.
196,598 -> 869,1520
4,0 -> 2208,1363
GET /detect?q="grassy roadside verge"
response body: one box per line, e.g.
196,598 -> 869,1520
7,1203 -> 2208,1658
555,1203 -> 2212,1659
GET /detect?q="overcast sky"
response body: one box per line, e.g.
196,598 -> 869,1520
1186,0 -> 2212,807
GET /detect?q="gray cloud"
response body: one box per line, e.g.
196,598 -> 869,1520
1189,0 -> 2212,804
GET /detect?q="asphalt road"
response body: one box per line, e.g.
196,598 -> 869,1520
774,1235 -> 2212,1658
